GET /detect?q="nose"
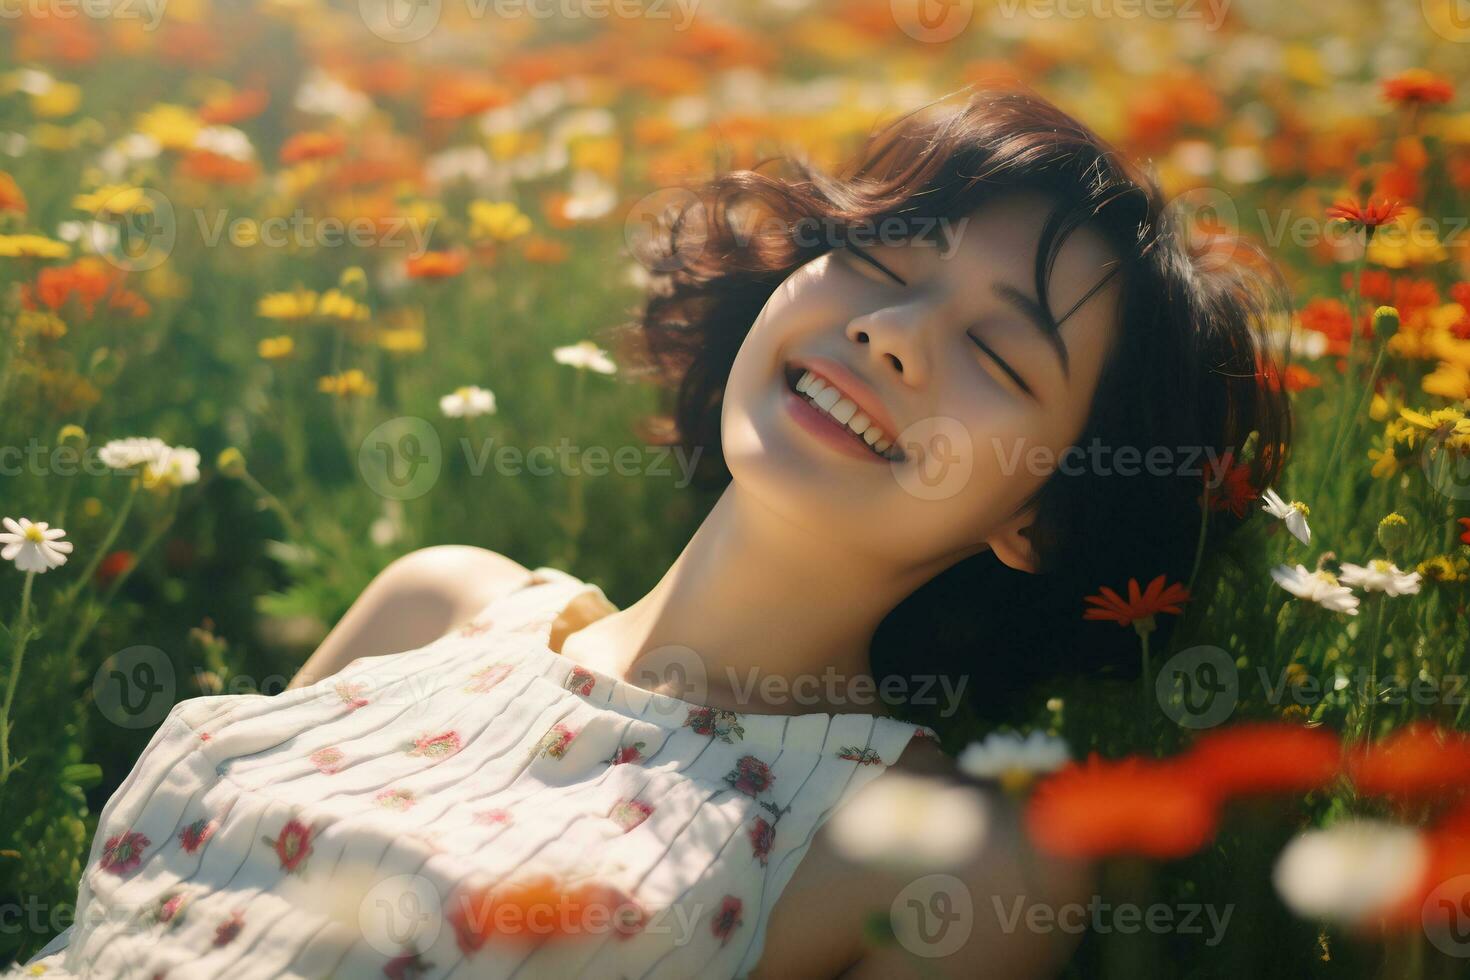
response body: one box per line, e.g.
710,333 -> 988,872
845,300 -> 931,387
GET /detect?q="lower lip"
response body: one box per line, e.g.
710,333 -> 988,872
783,387 -> 888,463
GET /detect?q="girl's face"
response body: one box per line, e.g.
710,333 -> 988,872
721,192 -> 1123,574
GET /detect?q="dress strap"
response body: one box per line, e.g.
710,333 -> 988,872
465,565 -> 610,646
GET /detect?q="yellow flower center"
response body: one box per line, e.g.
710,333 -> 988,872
23,526 -> 44,543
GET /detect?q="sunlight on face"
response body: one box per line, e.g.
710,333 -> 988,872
720,192 -> 1123,573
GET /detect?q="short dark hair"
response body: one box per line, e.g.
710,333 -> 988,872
615,85 -> 1291,738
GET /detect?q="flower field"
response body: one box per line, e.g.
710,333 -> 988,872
3,0 -> 1470,975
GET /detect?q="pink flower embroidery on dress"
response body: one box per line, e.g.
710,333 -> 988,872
473,808 -> 513,826
100,830 -> 150,875
724,755 -> 774,797
609,740 -> 646,765
457,617 -> 495,638
147,889 -> 191,928
335,680 -> 369,711
384,946 -> 434,979
177,818 -> 218,854
711,895 -> 743,947
749,817 -> 775,866
837,746 -> 883,765
565,666 -> 596,696
610,799 -> 654,832
213,909 -> 245,947
310,746 -> 345,774
406,730 -> 462,758
263,819 -> 314,874
464,663 -> 512,693
535,722 -> 577,760
685,706 -> 745,743
375,788 -> 416,811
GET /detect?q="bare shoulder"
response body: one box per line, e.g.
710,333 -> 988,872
752,737 -> 1093,980
287,546 -> 533,688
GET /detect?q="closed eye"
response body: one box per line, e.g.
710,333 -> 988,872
967,332 -> 1036,399
841,242 -> 906,286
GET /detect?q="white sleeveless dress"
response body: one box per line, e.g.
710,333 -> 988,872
17,566 -> 937,979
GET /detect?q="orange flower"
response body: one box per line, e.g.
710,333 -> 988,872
447,876 -> 644,952
1201,450 -> 1259,518
280,131 -> 347,166
177,150 -> 259,186
1347,723 -> 1470,800
1026,754 -> 1218,859
199,89 -> 269,126
1283,364 -> 1321,391
1298,297 -> 1368,357
0,171 -> 26,215
1082,575 -> 1190,631
23,259 -> 149,319
425,78 -> 511,120
1326,197 -> 1407,231
406,251 -> 467,280
520,235 -> 569,264
1181,722 -> 1341,800
1381,70 -> 1454,107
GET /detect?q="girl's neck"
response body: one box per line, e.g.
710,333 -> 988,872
560,485 -> 944,717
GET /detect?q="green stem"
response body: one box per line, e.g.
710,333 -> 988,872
61,479 -> 139,605
0,570 -> 37,789
1314,243 -> 1370,504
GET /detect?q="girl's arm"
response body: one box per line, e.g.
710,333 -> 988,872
286,545 -> 533,690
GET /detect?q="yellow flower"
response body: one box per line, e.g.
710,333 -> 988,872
1368,447 -> 1403,479
469,200 -> 532,242
73,184 -> 151,216
135,104 -> 201,152
257,287 -> 318,321
1370,392 -> 1403,422
1368,208 -> 1448,268
216,447 -> 247,478
1417,554 -> 1470,583
0,234 -> 71,259
376,326 -> 426,353
16,309 -> 67,339
1400,406 -> 1465,437
570,136 -> 621,178
1424,362 -> 1470,401
31,81 -> 81,119
258,335 -> 295,359
317,369 -> 376,398
316,288 -> 369,322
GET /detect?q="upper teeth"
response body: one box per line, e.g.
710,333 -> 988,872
794,370 -> 898,459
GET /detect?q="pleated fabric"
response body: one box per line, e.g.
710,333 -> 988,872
17,566 -> 936,979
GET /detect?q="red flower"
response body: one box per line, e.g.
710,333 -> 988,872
280,131 -> 347,165
610,741 -> 646,765
749,817 -> 775,866
199,89 -> 269,126
95,550 -> 135,588
24,258 -> 150,319
1326,197 -> 1407,231
1382,70 -> 1454,107
1283,365 -> 1321,392
100,830 -> 151,875
213,910 -> 245,947
565,667 -> 595,696
1458,517 -> 1470,545
1082,575 -> 1190,631
1347,722 -> 1470,800
407,731 -> 462,759
1181,722 -> 1341,800
725,755 -> 774,797
1026,754 -> 1218,859
263,819 -> 314,874
177,818 -> 218,854
405,251 -> 467,280
711,895 -> 743,946
0,171 -> 26,215
536,723 -> 577,760
1201,451 -> 1259,518
383,947 -> 433,979
610,799 -> 654,832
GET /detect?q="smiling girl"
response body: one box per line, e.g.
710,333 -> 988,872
22,85 -> 1288,979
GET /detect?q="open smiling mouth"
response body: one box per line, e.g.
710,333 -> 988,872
782,363 -> 905,462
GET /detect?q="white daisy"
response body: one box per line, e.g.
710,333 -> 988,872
439,385 -> 497,419
957,731 -> 1070,791
827,771 -> 989,871
1262,488 -> 1311,545
553,340 -> 616,375
98,436 -> 169,471
1338,560 -> 1422,597
0,517 -> 74,573
1271,564 -> 1360,615
1273,821 -> 1426,924
143,446 -> 201,488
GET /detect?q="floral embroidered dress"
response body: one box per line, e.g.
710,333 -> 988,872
18,567 -> 936,979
